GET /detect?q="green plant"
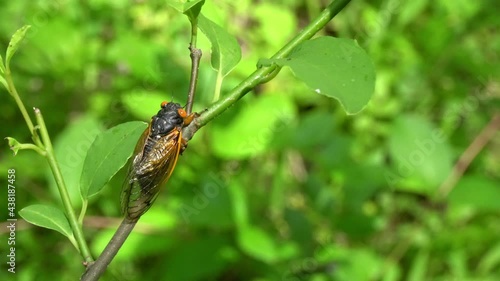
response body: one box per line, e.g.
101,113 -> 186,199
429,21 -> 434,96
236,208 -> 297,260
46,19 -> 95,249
2,0 -> 498,280
1,0 -> 379,279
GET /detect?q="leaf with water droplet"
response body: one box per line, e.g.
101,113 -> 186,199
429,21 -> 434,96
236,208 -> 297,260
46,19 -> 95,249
276,37 -> 375,114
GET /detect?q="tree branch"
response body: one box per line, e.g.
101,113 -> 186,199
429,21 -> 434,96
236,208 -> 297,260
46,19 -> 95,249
81,219 -> 137,281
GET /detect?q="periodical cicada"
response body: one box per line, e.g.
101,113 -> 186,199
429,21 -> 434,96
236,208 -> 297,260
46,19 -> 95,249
121,101 -> 194,221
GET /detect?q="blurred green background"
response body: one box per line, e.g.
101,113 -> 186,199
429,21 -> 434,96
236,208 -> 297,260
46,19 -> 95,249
1,0 -> 499,280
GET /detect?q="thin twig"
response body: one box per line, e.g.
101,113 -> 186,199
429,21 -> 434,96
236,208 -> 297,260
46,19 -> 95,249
34,108 -> 94,263
186,45 -> 202,114
4,64 -> 43,147
437,113 -> 500,199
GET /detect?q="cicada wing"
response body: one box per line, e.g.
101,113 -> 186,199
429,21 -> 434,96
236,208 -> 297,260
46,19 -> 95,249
121,129 -> 183,221
121,124 -> 150,216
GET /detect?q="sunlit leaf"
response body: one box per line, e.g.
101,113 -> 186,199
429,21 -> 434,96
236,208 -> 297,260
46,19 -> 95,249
228,182 -> 249,230
408,249 -> 429,281
387,115 -> 453,193
167,0 -> 205,18
184,0 -> 205,21
238,226 -> 278,263
80,121 -> 147,198
6,25 -> 31,68
5,137 -> 20,155
276,36 -> 375,114
449,176 -> 500,211
19,204 -> 73,239
478,241 -> 500,273
211,93 -> 295,159
50,115 -> 103,207
198,14 -> 241,77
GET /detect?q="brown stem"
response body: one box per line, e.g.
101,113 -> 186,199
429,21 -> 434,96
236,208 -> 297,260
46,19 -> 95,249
186,45 -> 202,115
437,113 -> 500,199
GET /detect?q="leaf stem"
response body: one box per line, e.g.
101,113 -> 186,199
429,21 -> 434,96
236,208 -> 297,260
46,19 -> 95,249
213,71 -> 223,102
183,0 -> 352,139
34,108 -> 94,263
14,142 -> 46,155
79,199 -> 89,225
4,66 -> 43,146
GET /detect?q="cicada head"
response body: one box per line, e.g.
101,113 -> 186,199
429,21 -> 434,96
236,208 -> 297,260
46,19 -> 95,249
150,102 -> 186,137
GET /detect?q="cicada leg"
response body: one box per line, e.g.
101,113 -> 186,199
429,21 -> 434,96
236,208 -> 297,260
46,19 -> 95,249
179,135 -> 189,154
183,113 -> 194,126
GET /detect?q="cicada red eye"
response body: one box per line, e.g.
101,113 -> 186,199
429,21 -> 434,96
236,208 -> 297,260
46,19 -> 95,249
177,108 -> 187,118
161,101 -> 168,108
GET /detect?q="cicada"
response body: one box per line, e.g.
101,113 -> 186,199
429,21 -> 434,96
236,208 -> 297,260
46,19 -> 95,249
121,101 -> 194,221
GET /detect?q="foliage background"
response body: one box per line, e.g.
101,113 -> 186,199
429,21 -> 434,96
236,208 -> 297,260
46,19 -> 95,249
1,0 -> 499,280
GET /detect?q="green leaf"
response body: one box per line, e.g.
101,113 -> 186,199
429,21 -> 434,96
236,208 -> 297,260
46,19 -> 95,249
165,236 -> 232,281
478,241 -> 500,273
449,176 -> 500,211
277,36 -> 375,114
19,204 -> 73,239
50,115 -> 103,207
387,114 -> 453,194
211,93 -> 295,159
80,121 -> 147,198
447,250 -> 467,279
184,0 -> 205,21
408,249 -> 429,281
5,25 -> 31,68
326,248 -> 382,280
177,176 -> 233,227
5,137 -> 21,155
238,226 -> 278,263
228,182 -> 249,230
167,0 -> 205,16
198,14 -> 242,77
